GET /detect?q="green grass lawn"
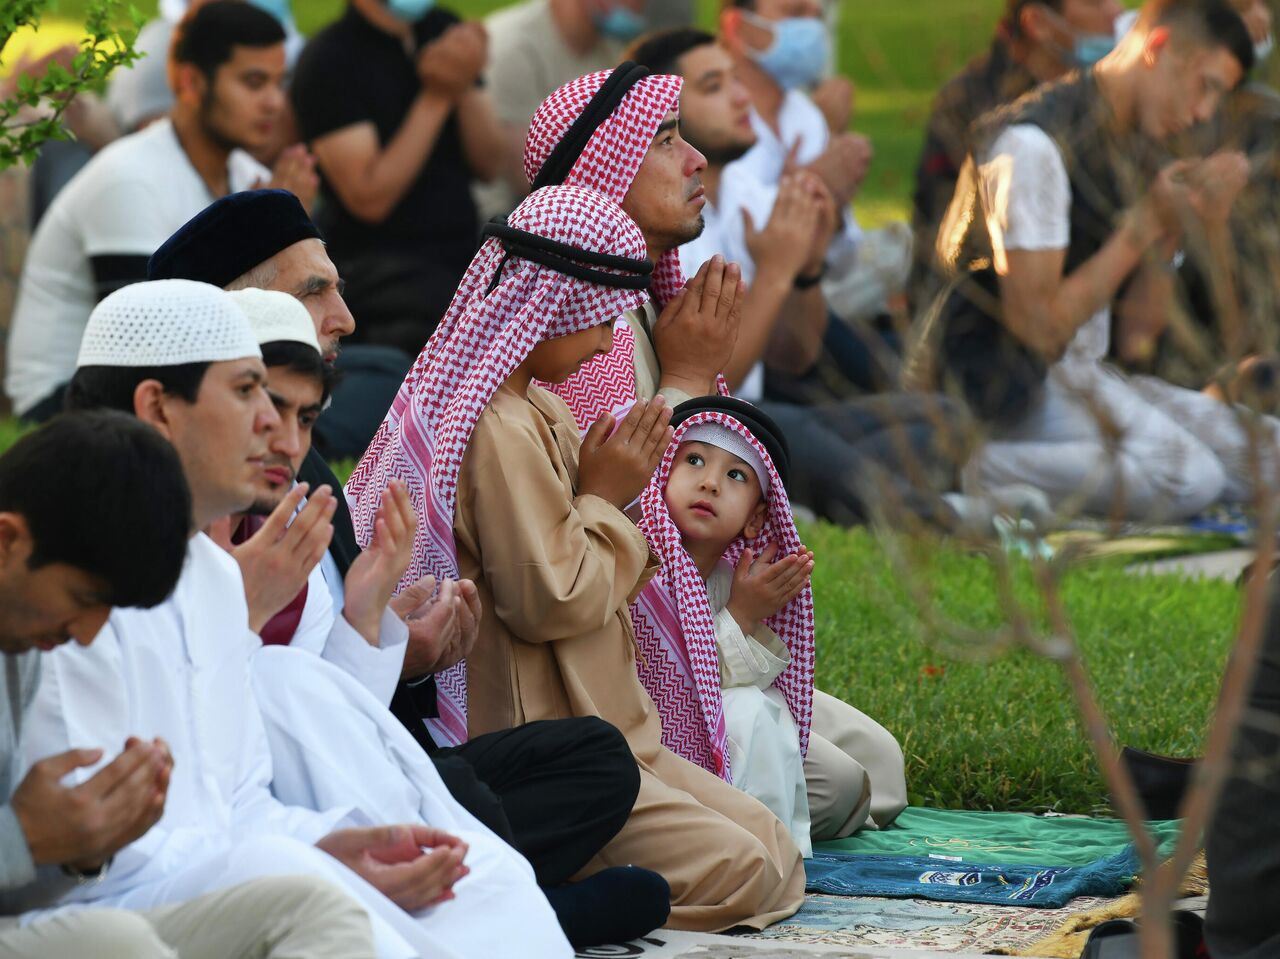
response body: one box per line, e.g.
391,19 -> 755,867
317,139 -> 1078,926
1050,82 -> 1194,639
803,524 -> 1240,814
6,0 -> 1243,817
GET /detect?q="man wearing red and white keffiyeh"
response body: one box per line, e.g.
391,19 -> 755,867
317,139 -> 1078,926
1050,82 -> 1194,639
525,64 -> 743,431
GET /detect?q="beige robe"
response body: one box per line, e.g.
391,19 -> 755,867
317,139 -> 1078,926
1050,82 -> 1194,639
454,384 -> 805,932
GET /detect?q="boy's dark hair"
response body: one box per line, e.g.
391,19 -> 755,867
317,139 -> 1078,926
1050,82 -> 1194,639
171,0 -> 286,80
1143,0 -> 1254,75
626,28 -> 718,76
260,340 -> 341,405
1002,0 -> 1066,39
65,363 -> 211,415
0,411 -> 192,608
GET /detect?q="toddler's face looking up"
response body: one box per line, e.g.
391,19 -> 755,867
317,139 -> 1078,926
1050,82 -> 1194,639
664,440 -> 766,549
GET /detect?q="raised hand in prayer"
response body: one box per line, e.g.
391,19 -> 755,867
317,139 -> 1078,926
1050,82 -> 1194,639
316,824 -> 469,910
416,21 -> 488,101
11,736 -> 172,871
579,396 -> 674,511
725,542 -> 815,636
811,75 -> 855,137
214,483 -> 336,633
803,132 -> 872,210
392,577 -> 483,681
343,480 -> 417,647
263,143 -> 320,215
743,173 -> 826,284
653,255 -> 743,398
1183,151 -> 1250,228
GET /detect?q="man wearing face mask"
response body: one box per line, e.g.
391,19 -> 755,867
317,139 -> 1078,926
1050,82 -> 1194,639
479,0 -> 650,217
290,0 -> 505,356
909,0 -> 1123,314
719,0 -> 911,327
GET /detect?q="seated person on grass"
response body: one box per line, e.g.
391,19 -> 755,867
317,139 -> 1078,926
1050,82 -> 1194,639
633,396 -> 906,856
222,288 -> 662,950
31,278 -> 572,959
0,411 -> 376,959
346,184 -> 806,933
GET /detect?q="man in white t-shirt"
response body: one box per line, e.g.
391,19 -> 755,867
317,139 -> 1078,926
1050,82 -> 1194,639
5,1 -> 316,421
718,0 -> 911,324
944,0 -> 1262,519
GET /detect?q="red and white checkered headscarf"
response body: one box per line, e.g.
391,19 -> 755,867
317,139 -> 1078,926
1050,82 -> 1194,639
526,68 -> 697,432
630,411 -> 816,782
346,185 -> 649,746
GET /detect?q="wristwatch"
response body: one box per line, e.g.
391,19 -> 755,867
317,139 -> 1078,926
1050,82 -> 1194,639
794,265 -> 826,290
61,857 -> 111,884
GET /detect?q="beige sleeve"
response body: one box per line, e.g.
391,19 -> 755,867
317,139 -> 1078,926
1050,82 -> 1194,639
462,407 -> 652,643
625,306 -> 699,407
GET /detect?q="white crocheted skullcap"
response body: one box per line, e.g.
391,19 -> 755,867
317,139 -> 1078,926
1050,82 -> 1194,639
226,288 -> 321,354
681,423 -> 770,496
77,279 -> 261,369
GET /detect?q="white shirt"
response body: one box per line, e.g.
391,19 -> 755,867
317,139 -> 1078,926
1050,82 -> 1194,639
977,124 -> 1110,367
5,120 -> 268,414
678,188 -> 765,401
21,534 -> 353,908
724,90 -> 862,274
292,562 -> 409,707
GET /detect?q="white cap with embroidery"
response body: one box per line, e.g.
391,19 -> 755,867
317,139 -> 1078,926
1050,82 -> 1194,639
226,288 -> 321,354
77,279 -> 261,369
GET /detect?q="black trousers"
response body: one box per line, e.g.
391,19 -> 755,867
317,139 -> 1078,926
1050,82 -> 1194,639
431,717 -> 639,887
1206,582 -> 1280,959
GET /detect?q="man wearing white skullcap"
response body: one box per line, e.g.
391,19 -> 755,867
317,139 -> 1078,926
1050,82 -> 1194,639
24,280 -> 573,959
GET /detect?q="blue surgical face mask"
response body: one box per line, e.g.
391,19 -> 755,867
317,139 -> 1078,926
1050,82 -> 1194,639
1255,33 -> 1274,66
385,0 -> 436,23
742,12 -> 831,91
594,5 -> 647,41
1073,32 -> 1116,67
247,0 -> 292,24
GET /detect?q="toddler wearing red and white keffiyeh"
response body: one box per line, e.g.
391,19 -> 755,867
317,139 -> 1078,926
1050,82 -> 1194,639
632,397 -> 817,855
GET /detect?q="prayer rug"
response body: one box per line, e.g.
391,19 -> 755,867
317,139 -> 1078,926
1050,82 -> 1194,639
740,892 -> 1113,954
814,808 -> 1181,868
802,848 -> 1140,908
581,925 -> 1060,957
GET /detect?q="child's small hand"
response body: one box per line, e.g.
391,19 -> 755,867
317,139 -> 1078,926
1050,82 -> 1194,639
726,543 -> 815,634
578,397 -> 674,510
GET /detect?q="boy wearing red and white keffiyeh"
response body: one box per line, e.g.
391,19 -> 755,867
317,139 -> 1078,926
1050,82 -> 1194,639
347,184 -> 805,933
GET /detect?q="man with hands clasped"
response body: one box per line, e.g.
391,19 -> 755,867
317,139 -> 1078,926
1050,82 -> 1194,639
292,0 -> 505,353
0,411 -> 378,959
24,279 -> 571,959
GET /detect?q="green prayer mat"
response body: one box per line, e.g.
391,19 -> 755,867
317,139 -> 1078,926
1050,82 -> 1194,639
815,807 -> 1181,867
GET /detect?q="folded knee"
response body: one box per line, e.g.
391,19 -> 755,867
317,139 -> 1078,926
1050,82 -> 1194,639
71,910 -> 173,959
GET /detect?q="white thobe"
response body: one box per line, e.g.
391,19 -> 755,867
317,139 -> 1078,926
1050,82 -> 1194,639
291,560 -> 408,706
706,562 -> 812,858
20,534 -> 572,959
